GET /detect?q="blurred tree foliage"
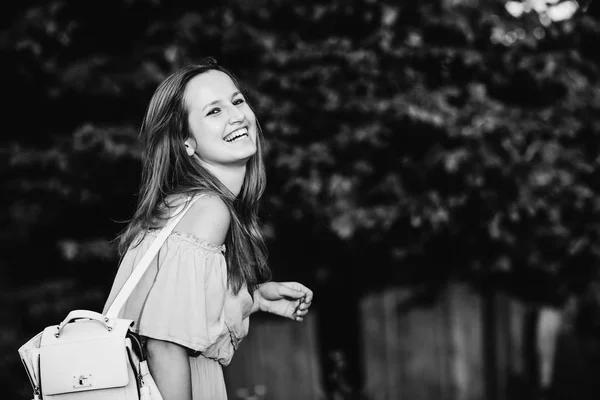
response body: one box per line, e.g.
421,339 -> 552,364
1,0 -> 600,397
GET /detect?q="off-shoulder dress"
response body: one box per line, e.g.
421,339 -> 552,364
103,216 -> 253,399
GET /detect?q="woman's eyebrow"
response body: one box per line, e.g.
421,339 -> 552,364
202,91 -> 242,111
202,99 -> 221,111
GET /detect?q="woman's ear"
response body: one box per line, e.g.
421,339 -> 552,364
184,139 -> 195,157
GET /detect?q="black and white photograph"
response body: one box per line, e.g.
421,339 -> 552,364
2,1 -> 600,399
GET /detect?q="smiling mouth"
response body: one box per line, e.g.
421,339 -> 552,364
224,127 -> 249,143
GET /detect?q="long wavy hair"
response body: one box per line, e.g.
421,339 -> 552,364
118,58 -> 271,295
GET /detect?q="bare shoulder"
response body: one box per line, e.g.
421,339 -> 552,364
175,194 -> 231,246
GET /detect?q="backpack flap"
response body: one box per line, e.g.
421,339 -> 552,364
39,317 -> 134,396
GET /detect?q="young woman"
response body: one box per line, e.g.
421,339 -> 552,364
103,59 -> 313,400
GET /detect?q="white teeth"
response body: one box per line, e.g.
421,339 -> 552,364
224,128 -> 248,142
227,134 -> 247,142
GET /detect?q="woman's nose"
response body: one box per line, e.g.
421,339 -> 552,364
228,106 -> 246,124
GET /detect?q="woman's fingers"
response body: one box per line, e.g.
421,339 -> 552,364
296,293 -> 313,313
303,289 -> 313,304
293,299 -> 310,322
292,308 -> 306,322
295,308 -> 309,316
281,282 -> 313,303
299,297 -> 312,310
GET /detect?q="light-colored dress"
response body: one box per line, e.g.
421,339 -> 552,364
103,228 -> 254,400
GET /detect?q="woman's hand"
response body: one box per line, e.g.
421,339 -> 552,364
253,282 -> 313,322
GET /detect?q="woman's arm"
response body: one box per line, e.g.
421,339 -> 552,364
146,338 -> 192,400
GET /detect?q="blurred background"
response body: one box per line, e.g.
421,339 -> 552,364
2,0 -> 600,399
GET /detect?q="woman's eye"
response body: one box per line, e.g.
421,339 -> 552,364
207,107 -> 221,116
233,98 -> 245,105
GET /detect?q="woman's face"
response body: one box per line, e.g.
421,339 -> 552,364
184,70 -> 258,168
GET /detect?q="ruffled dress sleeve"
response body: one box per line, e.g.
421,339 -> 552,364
103,230 -> 229,353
